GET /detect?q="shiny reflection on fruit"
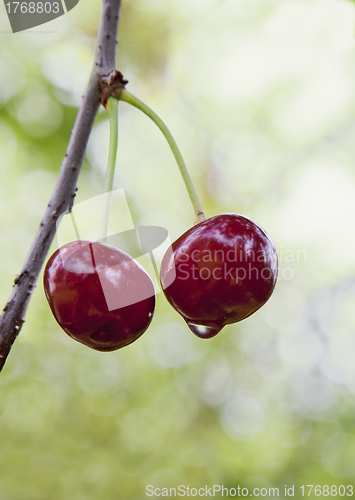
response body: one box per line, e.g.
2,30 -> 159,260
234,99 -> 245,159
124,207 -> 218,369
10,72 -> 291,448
160,214 -> 278,338
44,240 -> 155,351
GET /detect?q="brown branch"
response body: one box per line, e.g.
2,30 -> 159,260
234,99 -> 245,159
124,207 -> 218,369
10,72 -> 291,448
0,0 -> 122,372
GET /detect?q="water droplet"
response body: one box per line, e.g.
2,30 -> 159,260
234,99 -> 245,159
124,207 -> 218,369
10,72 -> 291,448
186,321 -> 222,339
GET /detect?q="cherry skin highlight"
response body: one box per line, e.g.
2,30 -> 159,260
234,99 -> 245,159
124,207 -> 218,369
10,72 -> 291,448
44,241 -> 155,351
160,214 -> 278,339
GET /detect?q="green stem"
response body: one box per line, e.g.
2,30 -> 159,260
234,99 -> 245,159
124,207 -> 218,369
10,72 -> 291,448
118,88 -> 206,224
70,211 -> 81,242
98,97 -> 119,242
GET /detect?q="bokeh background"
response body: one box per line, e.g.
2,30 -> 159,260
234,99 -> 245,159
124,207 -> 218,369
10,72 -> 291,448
2,0 -> 355,498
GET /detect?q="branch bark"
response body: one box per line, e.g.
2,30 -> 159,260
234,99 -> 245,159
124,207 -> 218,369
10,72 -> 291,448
0,0 -> 122,372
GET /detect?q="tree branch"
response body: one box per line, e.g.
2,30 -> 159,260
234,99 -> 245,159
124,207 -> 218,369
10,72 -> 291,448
0,0 -> 122,372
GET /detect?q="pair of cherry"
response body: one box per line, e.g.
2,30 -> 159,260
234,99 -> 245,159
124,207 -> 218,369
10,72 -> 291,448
44,213 -> 278,351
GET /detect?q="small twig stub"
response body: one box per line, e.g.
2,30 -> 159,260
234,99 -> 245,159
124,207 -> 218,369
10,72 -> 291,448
99,70 -> 128,107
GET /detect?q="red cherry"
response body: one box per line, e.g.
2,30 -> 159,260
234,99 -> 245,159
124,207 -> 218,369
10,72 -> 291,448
160,214 -> 278,339
43,241 -> 155,351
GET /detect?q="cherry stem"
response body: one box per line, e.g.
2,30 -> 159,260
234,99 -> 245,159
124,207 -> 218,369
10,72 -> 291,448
118,88 -> 206,224
98,97 -> 119,242
70,212 -> 81,242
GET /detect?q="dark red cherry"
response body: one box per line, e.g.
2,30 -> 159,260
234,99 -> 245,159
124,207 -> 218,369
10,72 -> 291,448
44,241 -> 155,351
160,214 -> 278,339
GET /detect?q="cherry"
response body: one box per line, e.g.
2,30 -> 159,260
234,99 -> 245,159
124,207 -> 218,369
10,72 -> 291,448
44,240 -> 155,351
160,214 -> 278,339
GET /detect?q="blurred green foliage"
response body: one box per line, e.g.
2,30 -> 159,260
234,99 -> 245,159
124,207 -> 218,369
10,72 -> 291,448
2,0 -> 355,498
